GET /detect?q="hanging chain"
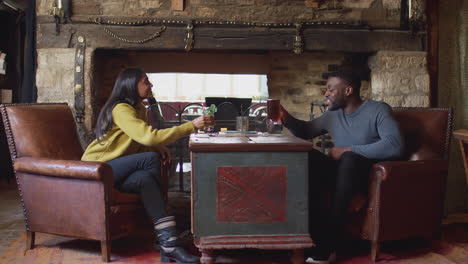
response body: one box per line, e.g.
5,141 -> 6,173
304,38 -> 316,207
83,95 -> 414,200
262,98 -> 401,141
95,18 -> 166,43
101,26 -> 166,43
94,17 -> 352,46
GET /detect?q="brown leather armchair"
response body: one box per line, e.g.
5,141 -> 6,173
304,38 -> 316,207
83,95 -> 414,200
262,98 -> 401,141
453,129 -> 468,185
0,103 -> 170,262
345,107 -> 453,262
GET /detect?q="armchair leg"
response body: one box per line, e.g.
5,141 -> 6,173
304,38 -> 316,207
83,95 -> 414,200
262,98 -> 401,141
26,231 -> 35,250
370,240 -> 379,262
101,240 -> 111,262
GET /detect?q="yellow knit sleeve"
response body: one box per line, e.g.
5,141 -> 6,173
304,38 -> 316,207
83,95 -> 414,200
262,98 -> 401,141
112,103 -> 195,147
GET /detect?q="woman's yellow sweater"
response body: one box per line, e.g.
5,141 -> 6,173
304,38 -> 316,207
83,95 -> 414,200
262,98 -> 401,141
82,103 -> 195,162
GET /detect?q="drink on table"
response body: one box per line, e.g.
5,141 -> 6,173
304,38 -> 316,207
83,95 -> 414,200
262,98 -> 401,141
267,99 -> 281,124
202,104 -> 217,133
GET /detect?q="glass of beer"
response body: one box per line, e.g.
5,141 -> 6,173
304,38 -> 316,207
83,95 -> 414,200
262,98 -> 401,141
267,99 -> 281,124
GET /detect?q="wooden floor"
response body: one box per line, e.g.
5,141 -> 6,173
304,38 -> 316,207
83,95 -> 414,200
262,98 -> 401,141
0,179 -> 467,264
0,180 -> 24,257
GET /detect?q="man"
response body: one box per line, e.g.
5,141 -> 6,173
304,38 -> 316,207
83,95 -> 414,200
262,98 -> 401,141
281,70 -> 404,263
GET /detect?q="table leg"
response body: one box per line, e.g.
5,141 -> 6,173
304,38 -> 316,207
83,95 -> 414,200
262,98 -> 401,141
200,249 -> 215,264
290,249 -> 304,264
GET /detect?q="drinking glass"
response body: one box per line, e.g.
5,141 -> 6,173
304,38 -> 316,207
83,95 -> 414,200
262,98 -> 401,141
267,99 -> 281,124
202,107 -> 215,133
236,116 -> 249,132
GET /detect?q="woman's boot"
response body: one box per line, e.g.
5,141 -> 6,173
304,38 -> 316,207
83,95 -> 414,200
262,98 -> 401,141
154,216 -> 200,264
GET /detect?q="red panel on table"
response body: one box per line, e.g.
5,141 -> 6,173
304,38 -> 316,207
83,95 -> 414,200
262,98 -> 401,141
216,166 -> 287,222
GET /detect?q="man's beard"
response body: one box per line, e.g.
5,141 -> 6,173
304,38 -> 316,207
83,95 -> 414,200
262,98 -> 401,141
327,100 -> 344,111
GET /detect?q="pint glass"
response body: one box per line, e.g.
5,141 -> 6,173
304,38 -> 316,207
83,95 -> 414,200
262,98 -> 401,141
267,99 -> 281,124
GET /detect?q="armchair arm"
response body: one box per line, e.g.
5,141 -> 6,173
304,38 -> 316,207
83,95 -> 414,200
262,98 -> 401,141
14,157 -> 115,240
158,147 -> 171,202
157,146 -> 172,167
367,159 -> 449,241
14,157 -> 113,182
372,159 -> 449,182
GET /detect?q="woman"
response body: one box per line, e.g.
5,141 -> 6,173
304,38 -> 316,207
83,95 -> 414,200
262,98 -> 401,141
82,68 -> 212,264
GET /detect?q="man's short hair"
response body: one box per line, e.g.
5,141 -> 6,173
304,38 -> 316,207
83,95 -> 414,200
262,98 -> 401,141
328,69 -> 361,94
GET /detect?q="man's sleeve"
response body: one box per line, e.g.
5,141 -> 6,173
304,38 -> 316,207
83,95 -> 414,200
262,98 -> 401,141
351,104 -> 404,160
283,111 -> 328,140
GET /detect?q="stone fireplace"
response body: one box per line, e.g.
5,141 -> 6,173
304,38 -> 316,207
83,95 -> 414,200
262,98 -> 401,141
35,0 -> 429,139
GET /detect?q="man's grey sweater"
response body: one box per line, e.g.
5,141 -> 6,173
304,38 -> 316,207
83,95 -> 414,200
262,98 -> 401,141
284,100 -> 404,160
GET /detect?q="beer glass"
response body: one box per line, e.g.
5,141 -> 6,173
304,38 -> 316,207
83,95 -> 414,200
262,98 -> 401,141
267,99 -> 281,124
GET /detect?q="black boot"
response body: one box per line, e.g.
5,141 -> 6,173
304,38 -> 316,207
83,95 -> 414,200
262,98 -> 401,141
155,225 -> 200,264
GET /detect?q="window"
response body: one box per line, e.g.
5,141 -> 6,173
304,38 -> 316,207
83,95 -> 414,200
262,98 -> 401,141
148,73 -> 268,102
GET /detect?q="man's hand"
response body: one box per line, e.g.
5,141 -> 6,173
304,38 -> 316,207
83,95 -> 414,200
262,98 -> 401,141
328,147 -> 352,160
191,115 -> 215,129
279,105 -> 288,122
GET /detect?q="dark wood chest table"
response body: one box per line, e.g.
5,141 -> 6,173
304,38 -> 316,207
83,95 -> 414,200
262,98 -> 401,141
189,133 -> 315,264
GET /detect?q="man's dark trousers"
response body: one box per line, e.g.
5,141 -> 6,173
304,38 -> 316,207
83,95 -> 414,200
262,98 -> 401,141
307,149 -> 379,252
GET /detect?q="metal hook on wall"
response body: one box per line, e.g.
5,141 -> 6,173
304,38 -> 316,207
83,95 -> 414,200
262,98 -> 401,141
184,21 -> 194,52
294,23 -> 303,55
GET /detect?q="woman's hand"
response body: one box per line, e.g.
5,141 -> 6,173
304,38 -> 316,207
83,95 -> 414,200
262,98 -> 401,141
156,146 -> 172,166
191,115 -> 215,129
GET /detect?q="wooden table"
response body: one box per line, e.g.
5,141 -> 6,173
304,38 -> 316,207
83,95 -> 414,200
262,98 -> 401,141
189,132 -> 315,264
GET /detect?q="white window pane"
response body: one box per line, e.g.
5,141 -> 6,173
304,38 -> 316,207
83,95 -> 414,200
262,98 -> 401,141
205,74 -> 231,97
259,75 -> 269,100
179,73 -> 204,101
149,73 -> 176,101
148,73 -> 268,101
232,75 -> 259,97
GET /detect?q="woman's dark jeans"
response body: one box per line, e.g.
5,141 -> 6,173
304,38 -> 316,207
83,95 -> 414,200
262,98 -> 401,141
107,152 -> 167,222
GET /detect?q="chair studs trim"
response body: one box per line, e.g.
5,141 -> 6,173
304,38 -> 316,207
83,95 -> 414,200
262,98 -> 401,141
393,107 -> 453,160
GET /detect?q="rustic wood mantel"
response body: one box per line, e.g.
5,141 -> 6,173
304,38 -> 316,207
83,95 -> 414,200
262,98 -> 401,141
37,22 -> 425,52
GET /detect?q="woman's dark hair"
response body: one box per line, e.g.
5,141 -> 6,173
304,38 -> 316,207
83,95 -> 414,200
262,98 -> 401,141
95,68 -> 145,142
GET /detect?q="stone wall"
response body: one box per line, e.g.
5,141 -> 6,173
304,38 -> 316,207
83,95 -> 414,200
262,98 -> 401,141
269,52 -> 345,121
369,51 -> 429,107
37,0 -> 408,28
36,48 -> 94,131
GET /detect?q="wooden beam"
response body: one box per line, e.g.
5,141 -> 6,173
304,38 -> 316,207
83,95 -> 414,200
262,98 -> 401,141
304,0 -> 321,8
37,23 -> 425,52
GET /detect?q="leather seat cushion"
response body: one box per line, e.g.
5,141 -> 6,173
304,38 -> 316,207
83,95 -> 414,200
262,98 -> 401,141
111,188 -> 140,204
